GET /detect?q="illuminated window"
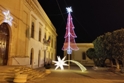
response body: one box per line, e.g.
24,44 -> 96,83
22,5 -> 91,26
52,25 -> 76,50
31,22 -> 34,38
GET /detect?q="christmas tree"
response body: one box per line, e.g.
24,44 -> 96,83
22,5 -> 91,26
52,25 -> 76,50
62,7 -> 79,54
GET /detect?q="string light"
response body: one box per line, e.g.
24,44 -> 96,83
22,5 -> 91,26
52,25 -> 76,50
3,10 -> 13,26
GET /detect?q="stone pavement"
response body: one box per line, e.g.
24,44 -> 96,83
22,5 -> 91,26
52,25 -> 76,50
0,66 -> 46,83
27,66 -> 124,83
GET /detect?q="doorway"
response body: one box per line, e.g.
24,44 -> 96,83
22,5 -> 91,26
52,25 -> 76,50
0,23 -> 10,65
30,48 -> 34,67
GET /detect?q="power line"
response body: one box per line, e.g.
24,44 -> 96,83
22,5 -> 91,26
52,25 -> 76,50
71,14 -> 92,40
55,0 -> 66,24
47,13 -> 67,16
64,0 -> 68,7
55,0 -> 92,40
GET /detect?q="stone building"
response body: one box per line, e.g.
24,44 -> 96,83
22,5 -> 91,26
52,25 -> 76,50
0,0 -> 57,68
64,43 -> 94,66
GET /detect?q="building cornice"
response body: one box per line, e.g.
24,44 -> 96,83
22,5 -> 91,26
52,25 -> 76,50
25,0 -> 57,36
77,43 -> 94,47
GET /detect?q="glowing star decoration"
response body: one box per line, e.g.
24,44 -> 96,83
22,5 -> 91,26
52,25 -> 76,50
53,56 -> 68,70
3,10 -> 13,26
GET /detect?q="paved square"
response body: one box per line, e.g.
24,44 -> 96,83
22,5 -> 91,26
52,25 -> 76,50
28,66 -> 124,83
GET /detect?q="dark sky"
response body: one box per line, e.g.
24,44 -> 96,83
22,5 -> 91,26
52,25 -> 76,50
38,0 -> 124,56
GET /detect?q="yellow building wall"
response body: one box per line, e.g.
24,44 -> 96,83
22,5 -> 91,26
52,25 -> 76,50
64,43 -> 94,66
0,0 -> 57,68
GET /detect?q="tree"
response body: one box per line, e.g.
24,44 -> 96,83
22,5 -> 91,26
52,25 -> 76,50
93,35 -> 107,66
111,29 -> 124,69
93,28 -> 124,69
86,48 -> 98,66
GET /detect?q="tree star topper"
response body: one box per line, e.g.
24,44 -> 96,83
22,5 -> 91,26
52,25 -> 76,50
66,7 -> 72,13
3,10 -> 13,26
53,56 -> 68,70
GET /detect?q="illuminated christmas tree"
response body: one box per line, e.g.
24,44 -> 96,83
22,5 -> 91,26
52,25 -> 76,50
62,7 -> 79,54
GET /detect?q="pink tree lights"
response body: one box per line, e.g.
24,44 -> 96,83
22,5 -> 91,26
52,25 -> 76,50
53,8 -> 86,71
62,7 -> 79,54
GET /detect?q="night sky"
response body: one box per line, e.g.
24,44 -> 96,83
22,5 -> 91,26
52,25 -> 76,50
38,0 -> 124,56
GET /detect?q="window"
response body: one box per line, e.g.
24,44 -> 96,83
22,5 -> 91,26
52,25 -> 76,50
39,28 -> 41,41
43,33 -> 46,43
31,22 -> 34,38
82,52 -> 86,60
51,38 -> 53,47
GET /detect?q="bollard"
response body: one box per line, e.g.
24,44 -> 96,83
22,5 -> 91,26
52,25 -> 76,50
45,69 -> 51,74
13,74 -> 28,83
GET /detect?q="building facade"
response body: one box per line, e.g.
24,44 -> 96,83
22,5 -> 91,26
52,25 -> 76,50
64,43 -> 94,66
0,0 -> 57,68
